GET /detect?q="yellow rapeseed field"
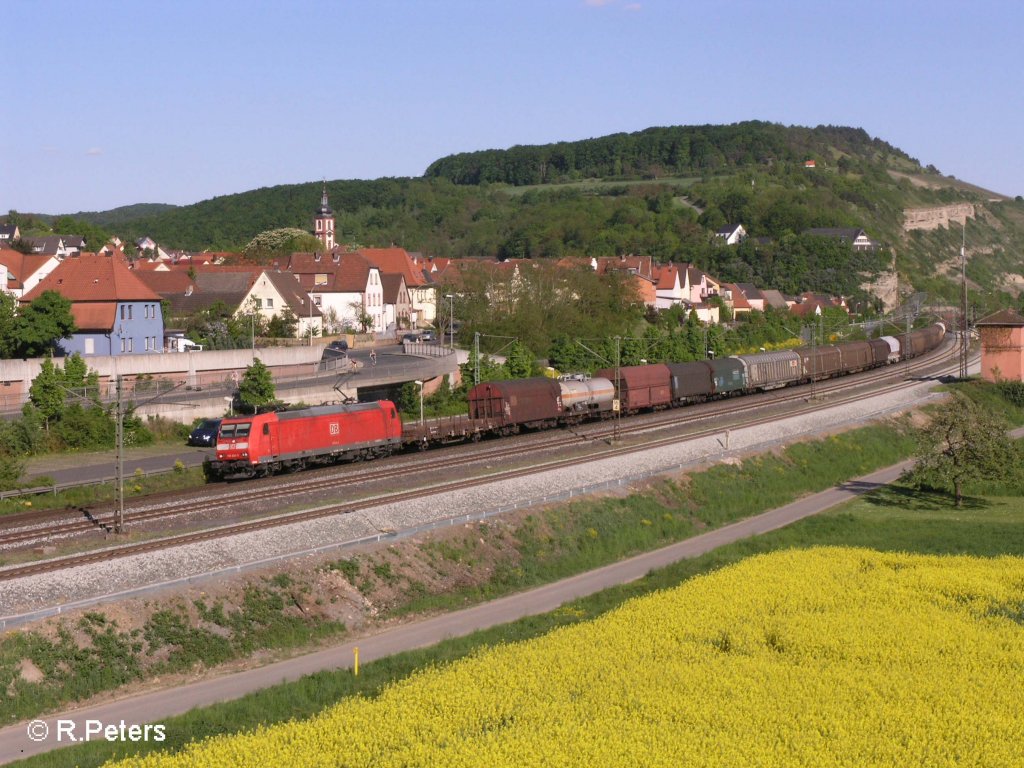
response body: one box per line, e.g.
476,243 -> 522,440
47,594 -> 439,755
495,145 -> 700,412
107,548 -> 1024,767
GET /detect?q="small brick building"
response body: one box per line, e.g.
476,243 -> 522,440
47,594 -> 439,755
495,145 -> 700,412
975,309 -> 1024,382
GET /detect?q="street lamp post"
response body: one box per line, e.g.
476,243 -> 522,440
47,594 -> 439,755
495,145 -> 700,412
411,380 -> 423,450
445,294 -> 454,349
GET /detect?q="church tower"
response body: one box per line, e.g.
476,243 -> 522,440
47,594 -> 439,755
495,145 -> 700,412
313,182 -> 335,251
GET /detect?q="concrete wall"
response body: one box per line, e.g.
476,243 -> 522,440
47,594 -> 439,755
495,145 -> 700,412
0,346 -> 323,414
1,346 -> 460,423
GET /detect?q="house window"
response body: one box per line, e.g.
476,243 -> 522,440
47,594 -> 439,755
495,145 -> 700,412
254,298 -> 262,309
127,305 -> 133,320
120,306 -> 125,320
85,338 -> 94,355
314,274 -> 328,286
313,296 -> 321,306
127,338 -> 133,352
266,298 -> 274,309
120,338 -> 125,353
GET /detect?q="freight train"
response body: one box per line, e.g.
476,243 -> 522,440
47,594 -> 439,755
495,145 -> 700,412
204,323 -> 945,480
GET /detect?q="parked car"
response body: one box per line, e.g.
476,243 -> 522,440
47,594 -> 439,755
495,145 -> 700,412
322,339 -> 349,360
187,419 -> 222,447
402,333 -> 421,343
420,330 -> 437,342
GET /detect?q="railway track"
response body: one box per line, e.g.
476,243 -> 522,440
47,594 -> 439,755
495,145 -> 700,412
4,344 -> 954,552
0,340 -> 960,573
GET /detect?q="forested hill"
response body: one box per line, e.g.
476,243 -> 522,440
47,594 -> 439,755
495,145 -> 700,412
424,122 -> 914,186
19,120 -> 1024,309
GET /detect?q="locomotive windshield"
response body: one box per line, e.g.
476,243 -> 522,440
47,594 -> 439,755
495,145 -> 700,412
220,422 -> 251,439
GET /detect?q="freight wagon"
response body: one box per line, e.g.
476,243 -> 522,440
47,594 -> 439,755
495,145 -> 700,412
735,350 -> 802,390
797,346 -> 843,380
594,364 -> 672,413
467,377 -> 564,432
666,361 -> 715,403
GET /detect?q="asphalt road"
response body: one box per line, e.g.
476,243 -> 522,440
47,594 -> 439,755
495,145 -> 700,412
0,459 -> 912,764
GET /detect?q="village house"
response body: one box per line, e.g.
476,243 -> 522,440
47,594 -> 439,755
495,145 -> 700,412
714,223 -> 747,245
137,266 -> 322,342
359,247 -> 435,330
281,251 -> 384,334
0,247 -> 62,299
804,227 -> 879,252
21,251 -> 164,356
22,235 -> 85,259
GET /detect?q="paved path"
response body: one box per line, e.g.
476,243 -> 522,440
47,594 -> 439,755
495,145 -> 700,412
0,459 -> 911,764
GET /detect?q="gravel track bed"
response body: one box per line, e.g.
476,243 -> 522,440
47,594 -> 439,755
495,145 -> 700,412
0,381 -> 944,624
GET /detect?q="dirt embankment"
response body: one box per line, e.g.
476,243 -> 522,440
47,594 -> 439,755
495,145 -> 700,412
903,204 -> 976,232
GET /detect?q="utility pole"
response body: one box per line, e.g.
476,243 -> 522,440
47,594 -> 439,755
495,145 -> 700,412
115,375 -> 125,534
614,335 -> 621,442
809,320 -> 817,400
473,332 -> 480,386
905,311 -> 912,379
959,221 -> 969,380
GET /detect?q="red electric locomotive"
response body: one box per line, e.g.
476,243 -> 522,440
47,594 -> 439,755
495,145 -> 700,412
205,401 -> 402,480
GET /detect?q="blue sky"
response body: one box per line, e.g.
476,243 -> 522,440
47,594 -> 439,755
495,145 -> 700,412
3,0 -> 1021,214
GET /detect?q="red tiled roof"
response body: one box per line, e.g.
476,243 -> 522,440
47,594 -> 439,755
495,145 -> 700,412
655,264 -> 679,290
0,249 -> 55,290
722,283 -> 751,310
134,270 -> 197,295
976,309 -> 1024,327
71,302 -> 118,330
282,251 -> 378,294
358,247 -> 428,288
21,252 -> 160,303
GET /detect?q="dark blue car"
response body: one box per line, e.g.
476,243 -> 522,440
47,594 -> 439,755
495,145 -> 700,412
187,419 -> 221,447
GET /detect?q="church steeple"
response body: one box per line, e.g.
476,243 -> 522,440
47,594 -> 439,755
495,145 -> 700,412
313,181 -> 335,250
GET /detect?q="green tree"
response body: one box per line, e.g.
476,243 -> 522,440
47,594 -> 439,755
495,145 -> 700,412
0,454 -> 23,491
911,393 -> 1015,507
238,358 -> 276,413
504,340 -> 536,379
0,292 -> 16,358
267,308 -> 298,338
61,352 -> 100,402
28,358 -> 66,430
12,291 -> 76,358
243,228 -> 324,261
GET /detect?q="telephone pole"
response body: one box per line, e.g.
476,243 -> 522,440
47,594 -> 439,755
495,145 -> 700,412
959,222 -> 969,380
115,375 -> 125,534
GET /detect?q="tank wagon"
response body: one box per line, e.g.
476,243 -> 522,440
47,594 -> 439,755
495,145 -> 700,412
205,401 -> 402,480
558,375 -> 615,421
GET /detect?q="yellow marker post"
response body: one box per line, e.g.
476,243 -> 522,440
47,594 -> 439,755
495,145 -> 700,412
353,646 -> 359,676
